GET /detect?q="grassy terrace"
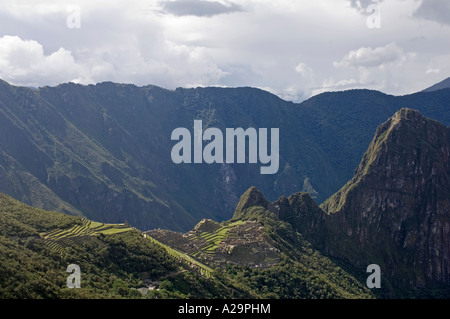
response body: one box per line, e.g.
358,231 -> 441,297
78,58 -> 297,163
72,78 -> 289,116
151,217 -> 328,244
145,234 -> 213,278
195,220 -> 245,254
40,218 -> 133,253
42,218 -> 132,240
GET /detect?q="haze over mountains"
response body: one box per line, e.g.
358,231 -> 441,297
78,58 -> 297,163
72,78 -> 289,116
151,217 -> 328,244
0,79 -> 450,232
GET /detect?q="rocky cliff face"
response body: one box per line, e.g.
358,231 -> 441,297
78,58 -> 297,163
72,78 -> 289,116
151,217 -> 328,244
239,109 -> 450,296
320,108 -> 450,291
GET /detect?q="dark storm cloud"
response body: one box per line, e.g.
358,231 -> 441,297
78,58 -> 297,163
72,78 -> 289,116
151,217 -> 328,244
413,0 -> 450,25
161,0 -> 243,17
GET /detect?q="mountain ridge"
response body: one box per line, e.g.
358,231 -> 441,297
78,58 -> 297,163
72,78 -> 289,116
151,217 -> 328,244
209,108 -> 450,297
1,79 -> 450,232
1,105 -> 449,298
422,77 -> 450,92
289,108 -> 449,297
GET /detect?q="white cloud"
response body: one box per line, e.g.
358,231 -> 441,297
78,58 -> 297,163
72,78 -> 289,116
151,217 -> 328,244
425,68 -> 439,75
311,78 -> 361,96
333,43 -> 406,69
0,0 -> 448,100
424,54 -> 450,78
0,35 -> 83,87
295,63 -> 314,80
348,0 -> 384,13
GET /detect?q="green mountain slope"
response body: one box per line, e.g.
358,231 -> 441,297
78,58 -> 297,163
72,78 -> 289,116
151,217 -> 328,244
0,192 -> 249,299
0,191 -> 373,299
1,79 -> 450,232
148,186 -> 374,299
2,106 -> 448,299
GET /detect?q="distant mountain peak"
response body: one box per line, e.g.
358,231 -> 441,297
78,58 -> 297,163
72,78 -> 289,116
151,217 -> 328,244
422,77 -> 450,92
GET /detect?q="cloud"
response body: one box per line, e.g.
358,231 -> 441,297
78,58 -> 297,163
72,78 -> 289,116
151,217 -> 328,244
348,0 -> 383,14
0,1 -> 447,101
160,0 -> 243,17
333,43 -> 405,69
0,32 -> 229,90
295,63 -> 314,79
313,77 -> 366,95
413,0 -> 450,25
0,35 -> 83,87
425,54 -> 450,76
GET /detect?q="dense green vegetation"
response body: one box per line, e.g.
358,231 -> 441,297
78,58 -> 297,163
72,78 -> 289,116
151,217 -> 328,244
145,235 -> 214,278
1,79 -> 450,232
226,205 -> 373,299
0,193 -> 238,299
0,192 -> 375,299
1,102 -> 449,299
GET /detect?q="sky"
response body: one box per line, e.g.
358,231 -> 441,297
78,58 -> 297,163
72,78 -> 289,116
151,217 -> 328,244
0,0 -> 449,102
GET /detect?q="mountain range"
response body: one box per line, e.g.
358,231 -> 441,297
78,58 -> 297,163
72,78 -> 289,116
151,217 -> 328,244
1,106 -> 448,298
150,107 -> 449,297
1,79 -> 450,233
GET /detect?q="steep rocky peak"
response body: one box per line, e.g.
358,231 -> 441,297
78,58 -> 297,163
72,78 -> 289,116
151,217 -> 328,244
382,108 -> 444,135
318,108 -> 450,288
267,192 -> 318,218
347,107 -> 450,186
233,186 -> 269,219
288,192 -> 318,209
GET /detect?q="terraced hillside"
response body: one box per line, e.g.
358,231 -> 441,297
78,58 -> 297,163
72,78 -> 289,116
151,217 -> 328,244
144,234 -> 213,278
1,191 -> 374,299
145,194 -> 375,299
40,216 -> 215,279
148,218 -> 281,268
41,218 -> 133,255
